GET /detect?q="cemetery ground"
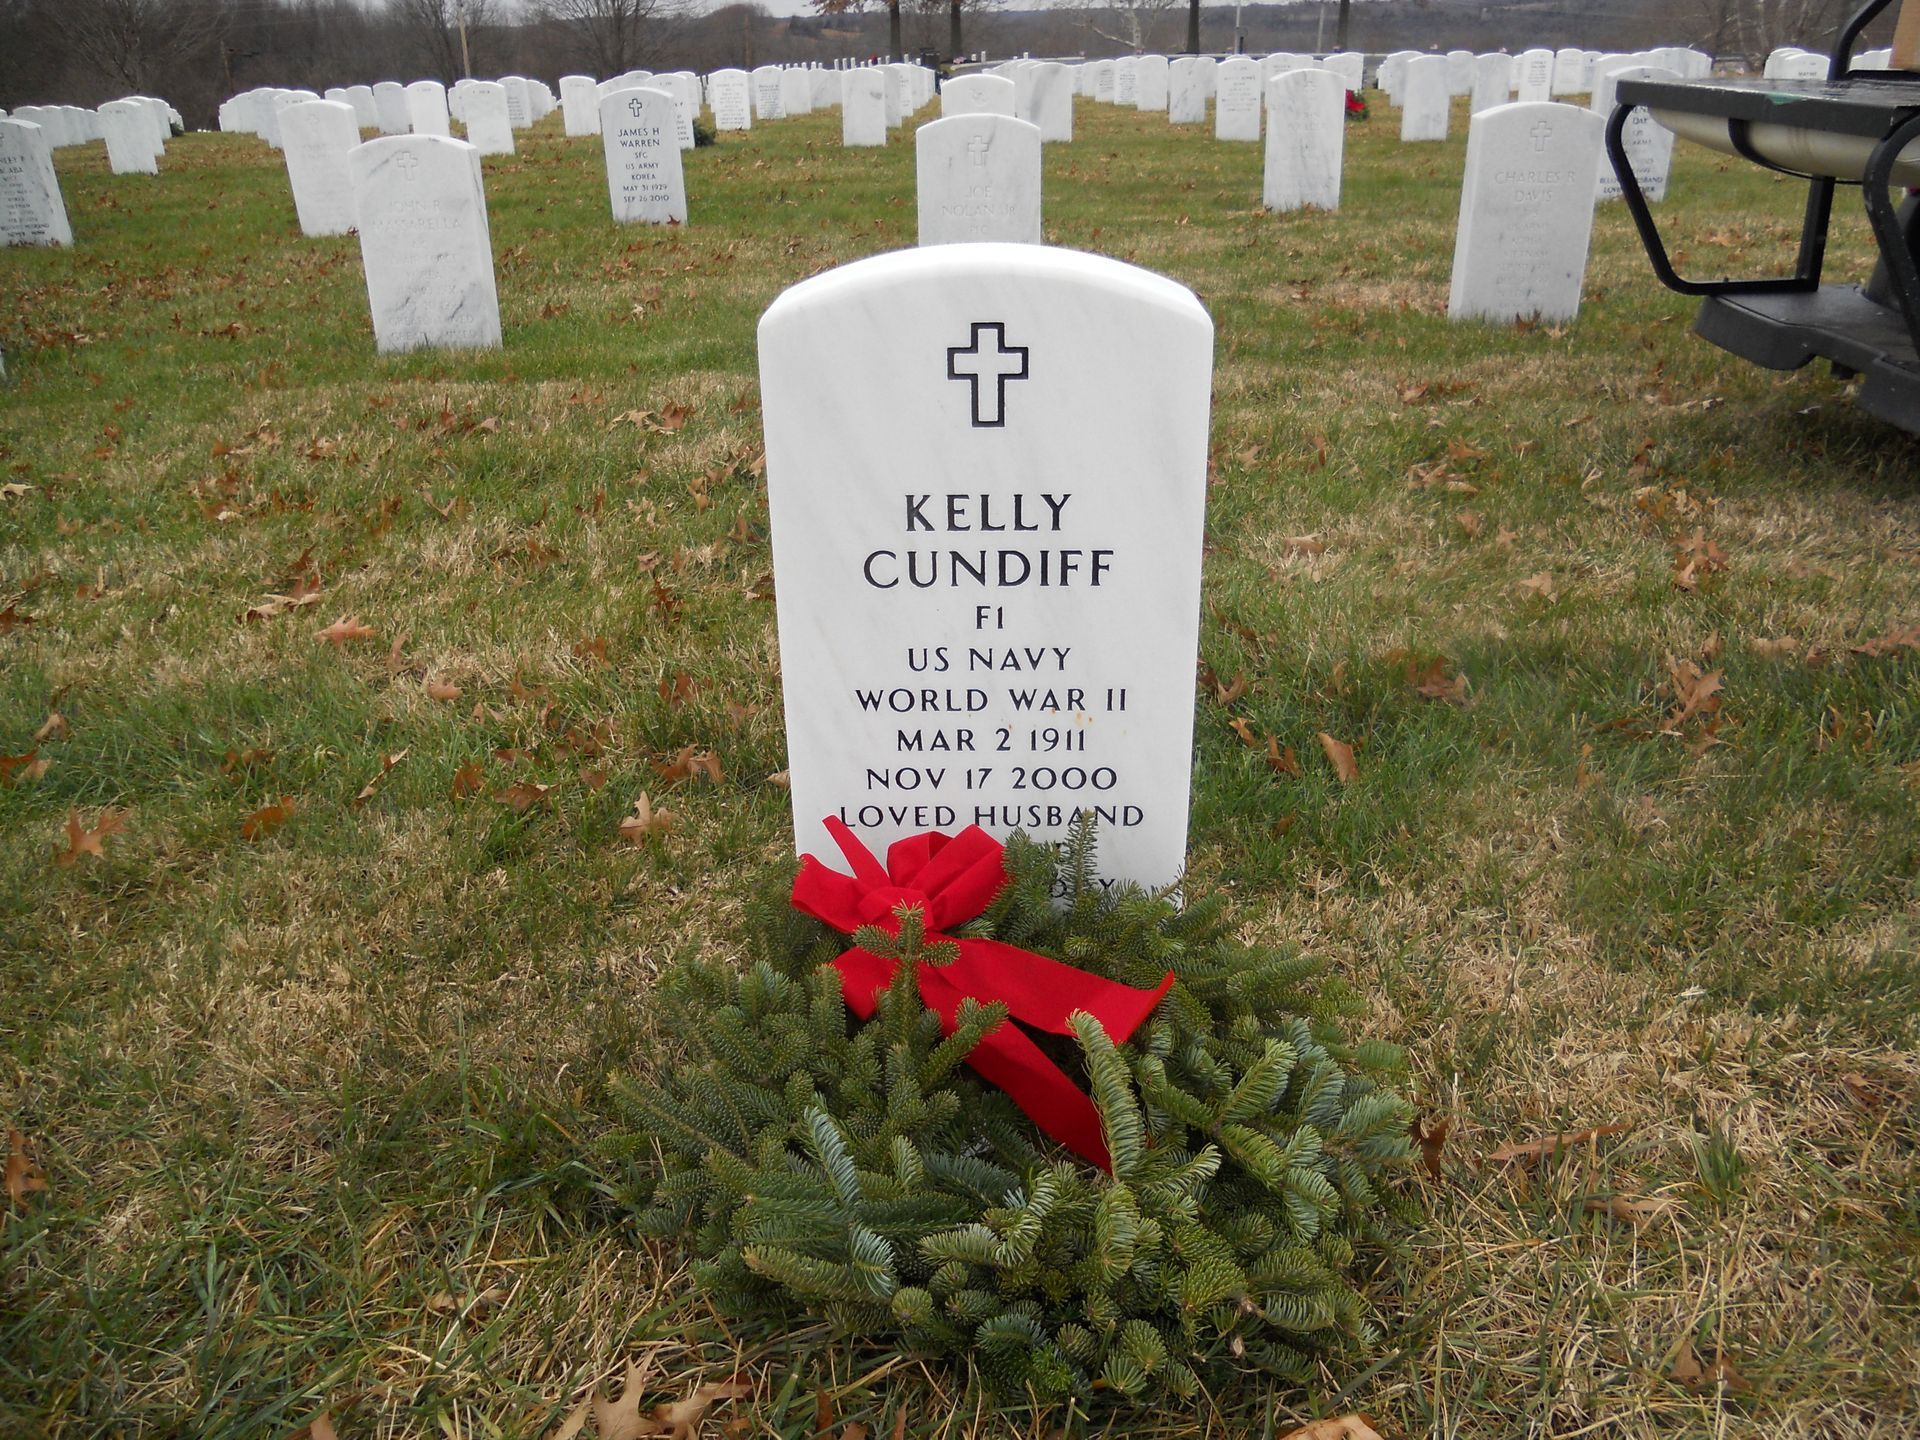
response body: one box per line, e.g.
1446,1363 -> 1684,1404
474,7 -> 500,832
3,93 -> 1919,1440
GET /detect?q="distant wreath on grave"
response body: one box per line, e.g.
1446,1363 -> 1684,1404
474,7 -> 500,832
1345,90 -> 1370,122
600,817 -> 1415,1405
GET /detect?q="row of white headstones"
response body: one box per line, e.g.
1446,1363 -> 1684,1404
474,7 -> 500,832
2,42 -> 1749,338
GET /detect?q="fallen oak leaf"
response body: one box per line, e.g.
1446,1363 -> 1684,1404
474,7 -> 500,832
1278,1417 -> 1387,1440
1585,1194 -> 1676,1226
618,793 -> 674,843
450,760 -> 485,799
353,750 -> 408,807
1516,571 -> 1556,600
593,1357 -> 657,1440
1213,671 -> 1249,705
1670,1337 -> 1748,1392
1411,1115 -> 1448,1181
1228,716 -> 1258,747
1317,732 -> 1358,783
1487,1122 -> 1632,1167
494,780 -> 554,814
34,712 -> 68,742
5,1129 -> 49,1209
425,678 -> 463,702
655,1380 -> 752,1437
240,795 -> 297,840
54,806 -> 126,867
0,750 -> 49,786
317,614 -> 376,648
1266,736 -> 1299,776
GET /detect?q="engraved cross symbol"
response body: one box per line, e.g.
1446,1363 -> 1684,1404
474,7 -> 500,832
967,134 -> 990,166
629,96 -> 648,116
393,149 -> 420,180
947,322 -> 1029,428
1530,120 -> 1553,151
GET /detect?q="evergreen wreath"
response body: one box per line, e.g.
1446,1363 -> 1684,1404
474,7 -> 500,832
601,821 -> 1415,1405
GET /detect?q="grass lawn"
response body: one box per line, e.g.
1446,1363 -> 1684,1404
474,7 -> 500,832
2,88 -> 1918,1440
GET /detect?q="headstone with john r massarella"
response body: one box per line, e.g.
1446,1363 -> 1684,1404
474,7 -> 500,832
916,113 -> 1042,246
0,118 -> 73,247
759,244 -> 1213,892
350,134 -> 503,353
599,87 -> 687,225
462,81 -> 515,155
1447,100 -> 1604,325
944,74 -> 1017,118
279,99 -> 360,237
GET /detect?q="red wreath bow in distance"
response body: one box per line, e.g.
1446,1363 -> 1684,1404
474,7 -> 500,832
791,817 -> 1174,1170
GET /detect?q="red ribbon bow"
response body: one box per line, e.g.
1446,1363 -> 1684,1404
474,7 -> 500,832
792,816 -> 1174,1171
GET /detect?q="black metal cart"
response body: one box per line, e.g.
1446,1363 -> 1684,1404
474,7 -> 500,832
1607,0 -> 1920,432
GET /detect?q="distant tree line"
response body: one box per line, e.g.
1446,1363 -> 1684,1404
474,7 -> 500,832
0,0 -> 1883,131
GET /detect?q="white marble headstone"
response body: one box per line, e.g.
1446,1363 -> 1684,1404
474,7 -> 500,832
1448,101 -> 1605,325
1027,63 -> 1074,142
502,77 -> 532,128
780,68 -> 813,116
1264,69 -> 1345,212
1168,57 -> 1212,124
1516,49 -> 1555,103
1115,58 -> 1137,106
944,74 -> 1016,117
1471,53 -> 1511,114
1447,49 -> 1477,95
1322,52 -> 1365,92
405,81 -> 450,137
560,75 -> 600,136
350,135 -> 502,353
1595,65 -> 1677,202
98,101 -> 158,175
345,86 -> 378,129
462,82 -> 514,155
752,66 -> 785,121
600,87 -> 687,225
709,69 -> 752,131
1093,61 -> 1115,104
279,100 -> 359,237
843,70 -> 886,146
1134,54 -> 1170,112
372,82 -> 411,136
1215,57 -> 1261,142
760,244 -> 1213,890
0,119 -> 72,247
917,113 -> 1041,246
1552,47 -> 1590,96
1400,55 -> 1450,141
